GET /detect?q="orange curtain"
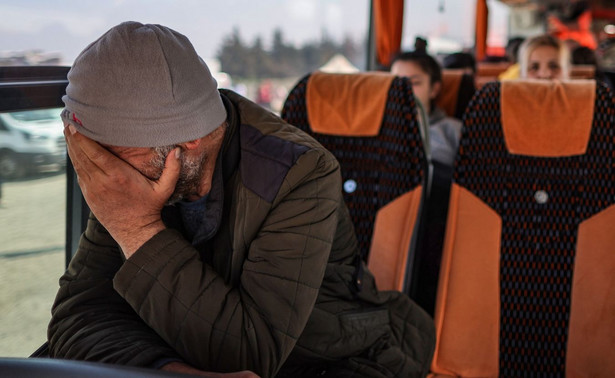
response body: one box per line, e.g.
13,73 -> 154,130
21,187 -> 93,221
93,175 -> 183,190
374,0 -> 404,68
475,0 -> 488,62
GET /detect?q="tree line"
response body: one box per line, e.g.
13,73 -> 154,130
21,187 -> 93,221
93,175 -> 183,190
216,28 -> 364,80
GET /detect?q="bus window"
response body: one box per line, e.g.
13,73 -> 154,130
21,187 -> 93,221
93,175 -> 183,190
401,0 -> 509,58
0,1 -> 369,115
0,0 -> 371,358
0,107 -> 66,357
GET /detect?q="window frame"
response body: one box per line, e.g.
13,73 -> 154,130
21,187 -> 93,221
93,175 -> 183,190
0,66 -> 87,267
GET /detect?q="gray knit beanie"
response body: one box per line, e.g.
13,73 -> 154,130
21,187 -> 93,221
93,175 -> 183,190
62,21 -> 227,147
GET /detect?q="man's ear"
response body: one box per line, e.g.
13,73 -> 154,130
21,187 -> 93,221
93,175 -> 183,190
179,139 -> 201,150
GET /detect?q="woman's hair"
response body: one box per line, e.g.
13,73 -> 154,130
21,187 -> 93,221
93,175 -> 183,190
518,34 -> 570,78
505,37 -> 525,63
571,45 -> 597,65
390,51 -> 442,85
443,52 -> 476,73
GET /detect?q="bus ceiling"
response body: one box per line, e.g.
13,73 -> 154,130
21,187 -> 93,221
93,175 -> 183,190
371,0 -> 615,69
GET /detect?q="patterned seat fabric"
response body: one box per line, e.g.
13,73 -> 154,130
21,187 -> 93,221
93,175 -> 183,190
281,73 -> 428,295
432,80 -> 615,376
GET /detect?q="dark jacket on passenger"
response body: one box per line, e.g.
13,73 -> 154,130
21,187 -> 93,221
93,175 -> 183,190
48,90 -> 435,377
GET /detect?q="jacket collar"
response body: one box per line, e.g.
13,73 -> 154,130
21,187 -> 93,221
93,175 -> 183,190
162,91 -> 241,247
219,90 -> 240,184
188,92 -> 241,245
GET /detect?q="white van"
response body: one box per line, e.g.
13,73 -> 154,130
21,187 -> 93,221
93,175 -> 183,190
0,108 -> 66,179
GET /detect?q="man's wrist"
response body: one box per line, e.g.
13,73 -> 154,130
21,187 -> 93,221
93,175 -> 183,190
119,221 -> 166,258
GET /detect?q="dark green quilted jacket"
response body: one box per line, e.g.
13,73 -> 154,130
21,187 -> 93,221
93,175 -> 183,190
48,90 -> 434,377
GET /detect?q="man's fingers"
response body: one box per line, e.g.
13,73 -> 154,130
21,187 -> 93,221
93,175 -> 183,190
64,126 -> 93,182
65,124 -> 180,206
64,124 -> 133,177
66,125 -> 117,168
156,148 -> 181,196
64,125 -> 105,174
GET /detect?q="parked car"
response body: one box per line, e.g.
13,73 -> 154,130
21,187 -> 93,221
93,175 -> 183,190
0,108 -> 66,179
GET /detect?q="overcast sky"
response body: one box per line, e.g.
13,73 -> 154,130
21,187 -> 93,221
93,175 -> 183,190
0,0 -> 508,65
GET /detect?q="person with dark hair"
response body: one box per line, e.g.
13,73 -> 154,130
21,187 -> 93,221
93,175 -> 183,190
572,45 -> 598,65
442,52 -> 476,75
414,36 -> 428,53
506,37 -> 525,63
571,45 -> 613,89
391,52 -> 463,318
391,51 -> 462,167
499,36 -> 525,80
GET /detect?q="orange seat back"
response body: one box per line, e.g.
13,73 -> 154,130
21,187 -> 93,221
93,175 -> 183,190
570,64 -> 596,79
281,71 -> 429,295
432,80 -> 615,376
438,69 -> 476,119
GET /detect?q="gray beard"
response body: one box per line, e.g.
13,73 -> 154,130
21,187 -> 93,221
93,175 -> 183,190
150,145 -> 208,205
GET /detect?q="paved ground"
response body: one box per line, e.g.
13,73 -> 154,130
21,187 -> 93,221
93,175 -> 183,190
0,173 -> 66,357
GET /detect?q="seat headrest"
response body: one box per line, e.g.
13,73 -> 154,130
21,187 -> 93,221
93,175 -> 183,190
477,62 -> 512,77
501,80 -> 596,157
438,69 -> 465,118
570,65 -> 596,79
306,71 -> 395,136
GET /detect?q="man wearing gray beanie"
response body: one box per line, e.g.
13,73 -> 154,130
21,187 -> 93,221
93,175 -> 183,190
48,22 -> 435,378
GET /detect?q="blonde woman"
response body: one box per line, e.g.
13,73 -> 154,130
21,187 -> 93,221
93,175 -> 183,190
519,34 -> 570,80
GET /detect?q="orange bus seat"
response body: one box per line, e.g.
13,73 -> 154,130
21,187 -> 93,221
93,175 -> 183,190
475,62 -> 512,89
477,62 -> 511,78
281,71 -> 429,296
570,64 -> 596,79
431,80 -> 615,377
438,69 -> 476,120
